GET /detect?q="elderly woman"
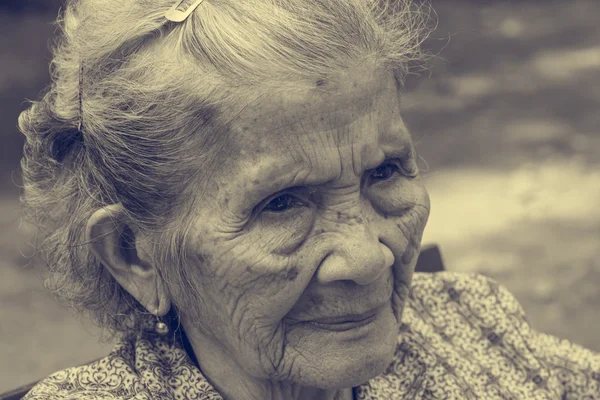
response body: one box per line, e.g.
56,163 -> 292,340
18,0 -> 599,399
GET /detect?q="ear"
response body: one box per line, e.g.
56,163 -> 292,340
85,203 -> 171,316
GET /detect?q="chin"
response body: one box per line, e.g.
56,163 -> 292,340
305,338 -> 397,390
329,344 -> 397,389
286,305 -> 399,389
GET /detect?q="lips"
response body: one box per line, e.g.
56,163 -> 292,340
305,308 -> 381,332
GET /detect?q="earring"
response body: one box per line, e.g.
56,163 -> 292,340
154,308 -> 169,335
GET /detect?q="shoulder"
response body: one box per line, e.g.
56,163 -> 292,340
401,271 -> 527,352
407,271 -> 535,346
396,271 -> 600,398
411,270 -> 507,295
21,367 -> 135,400
22,337 -> 151,400
22,332 -> 215,400
409,271 -> 524,316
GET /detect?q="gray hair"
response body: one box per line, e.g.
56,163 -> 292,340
19,0 -> 432,339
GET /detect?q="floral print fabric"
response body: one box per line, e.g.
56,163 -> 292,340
24,272 -> 600,399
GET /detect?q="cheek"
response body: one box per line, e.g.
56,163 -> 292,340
374,180 -> 430,254
195,237 -> 314,332
253,207 -> 316,255
398,188 -> 430,245
186,204 -> 320,319
369,179 -> 428,219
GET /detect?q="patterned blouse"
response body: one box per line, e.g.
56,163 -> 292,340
24,272 -> 600,399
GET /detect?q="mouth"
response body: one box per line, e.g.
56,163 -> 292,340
305,307 -> 381,332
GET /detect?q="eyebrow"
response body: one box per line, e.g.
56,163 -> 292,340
231,141 -> 413,210
236,155 -> 337,209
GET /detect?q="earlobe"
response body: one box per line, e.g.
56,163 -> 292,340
86,203 -> 171,315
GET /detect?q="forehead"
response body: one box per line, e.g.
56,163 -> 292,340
227,67 -> 408,153
203,67 -> 412,204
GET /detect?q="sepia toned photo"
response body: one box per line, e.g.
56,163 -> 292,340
1,0 -> 599,399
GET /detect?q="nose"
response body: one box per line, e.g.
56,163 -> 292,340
315,224 -> 395,286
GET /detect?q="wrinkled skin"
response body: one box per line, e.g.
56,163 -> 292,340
178,66 -> 430,400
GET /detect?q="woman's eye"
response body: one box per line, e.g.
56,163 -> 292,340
263,193 -> 299,213
370,163 -> 399,181
370,159 -> 419,182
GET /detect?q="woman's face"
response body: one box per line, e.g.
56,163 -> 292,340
178,66 -> 430,389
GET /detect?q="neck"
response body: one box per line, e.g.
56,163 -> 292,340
180,329 -> 355,400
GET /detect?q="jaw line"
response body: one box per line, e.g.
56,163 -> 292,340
391,277 -> 410,323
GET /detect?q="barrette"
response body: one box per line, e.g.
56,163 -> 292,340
166,0 -> 206,22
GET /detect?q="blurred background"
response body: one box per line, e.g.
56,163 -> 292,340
1,0 -> 599,393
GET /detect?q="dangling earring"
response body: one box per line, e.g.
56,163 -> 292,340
154,308 -> 169,335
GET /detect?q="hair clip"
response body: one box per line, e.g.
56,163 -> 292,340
166,0 -> 206,22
